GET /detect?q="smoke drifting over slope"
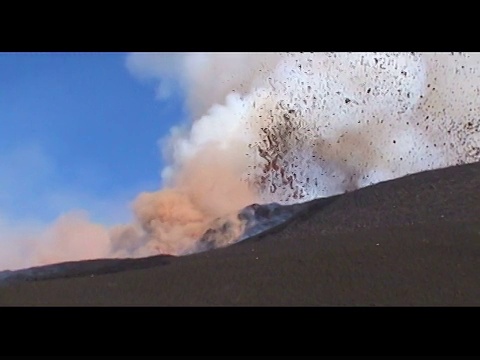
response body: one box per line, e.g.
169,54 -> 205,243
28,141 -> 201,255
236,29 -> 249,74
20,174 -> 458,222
2,52 -> 480,271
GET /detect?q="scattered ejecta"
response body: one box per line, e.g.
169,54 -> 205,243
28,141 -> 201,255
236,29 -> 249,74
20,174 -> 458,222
1,52 -> 480,272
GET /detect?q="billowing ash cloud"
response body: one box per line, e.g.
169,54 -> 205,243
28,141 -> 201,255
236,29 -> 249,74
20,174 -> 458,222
2,52 -> 480,271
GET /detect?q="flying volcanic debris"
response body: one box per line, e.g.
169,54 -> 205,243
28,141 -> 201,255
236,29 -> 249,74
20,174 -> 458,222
1,52 -> 480,271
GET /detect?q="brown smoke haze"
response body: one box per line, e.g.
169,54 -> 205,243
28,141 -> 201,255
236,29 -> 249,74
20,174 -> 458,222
2,52 -> 480,271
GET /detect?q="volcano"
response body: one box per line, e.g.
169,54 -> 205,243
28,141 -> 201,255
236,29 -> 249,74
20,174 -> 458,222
1,161 -> 480,306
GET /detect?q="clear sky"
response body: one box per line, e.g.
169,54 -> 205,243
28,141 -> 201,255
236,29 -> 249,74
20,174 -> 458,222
0,52 -> 186,225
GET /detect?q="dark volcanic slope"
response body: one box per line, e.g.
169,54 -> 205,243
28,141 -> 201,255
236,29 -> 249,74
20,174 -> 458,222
1,162 -> 480,306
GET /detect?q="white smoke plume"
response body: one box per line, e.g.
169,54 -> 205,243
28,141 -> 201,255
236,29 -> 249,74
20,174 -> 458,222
2,52 -> 480,271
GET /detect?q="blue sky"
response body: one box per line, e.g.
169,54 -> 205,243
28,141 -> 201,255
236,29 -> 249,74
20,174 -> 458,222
0,52 -> 187,225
